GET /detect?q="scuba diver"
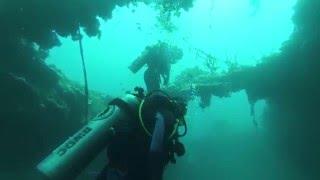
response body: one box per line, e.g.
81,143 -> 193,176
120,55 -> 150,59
129,41 -> 183,92
37,87 -> 187,180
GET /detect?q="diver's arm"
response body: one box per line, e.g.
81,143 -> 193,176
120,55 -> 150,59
150,112 -> 166,152
149,109 -> 175,180
149,112 -> 166,180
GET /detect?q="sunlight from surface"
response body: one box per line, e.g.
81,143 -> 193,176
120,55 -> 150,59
47,0 -> 296,95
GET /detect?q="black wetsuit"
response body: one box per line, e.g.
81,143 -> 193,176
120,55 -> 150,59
144,46 -> 171,92
129,45 -> 172,93
96,99 -> 175,180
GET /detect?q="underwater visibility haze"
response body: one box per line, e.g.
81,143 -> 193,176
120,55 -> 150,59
1,0 -> 320,179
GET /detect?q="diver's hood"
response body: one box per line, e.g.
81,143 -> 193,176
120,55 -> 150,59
139,91 -> 178,137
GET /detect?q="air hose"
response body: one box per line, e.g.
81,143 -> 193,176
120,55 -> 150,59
138,90 -> 188,138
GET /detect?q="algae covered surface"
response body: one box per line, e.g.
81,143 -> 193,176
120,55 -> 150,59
1,0 -> 320,179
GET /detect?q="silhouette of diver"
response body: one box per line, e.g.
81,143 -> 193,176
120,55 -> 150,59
129,41 -> 183,92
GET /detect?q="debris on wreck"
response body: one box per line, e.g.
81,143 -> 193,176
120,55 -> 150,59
0,0 -> 196,174
167,0 -> 320,177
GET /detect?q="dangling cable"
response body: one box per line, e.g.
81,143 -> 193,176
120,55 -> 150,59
250,103 -> 258,129
246,90 -> 258,129
78,26 -> 89,121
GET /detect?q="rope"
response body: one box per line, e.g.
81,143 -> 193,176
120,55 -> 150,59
78,26 -> 89,121
246,90 -> 258,129
250,103 -> 258,128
